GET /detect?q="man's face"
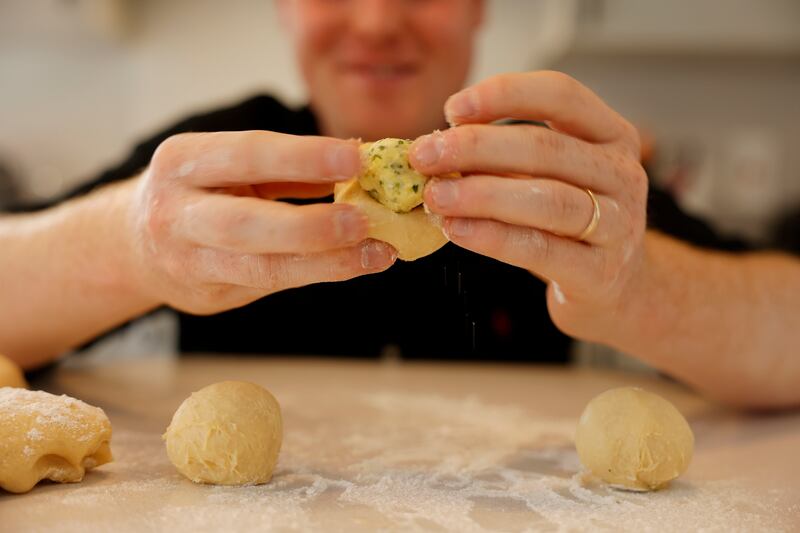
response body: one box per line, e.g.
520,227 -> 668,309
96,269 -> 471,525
279,0 -> 483,141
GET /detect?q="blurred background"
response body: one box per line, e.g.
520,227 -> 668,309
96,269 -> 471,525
1,0 -> 799,365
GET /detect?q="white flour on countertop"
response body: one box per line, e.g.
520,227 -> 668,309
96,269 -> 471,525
2,392 -> 796,533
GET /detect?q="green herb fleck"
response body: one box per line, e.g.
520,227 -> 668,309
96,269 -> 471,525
412,184 -> 419,193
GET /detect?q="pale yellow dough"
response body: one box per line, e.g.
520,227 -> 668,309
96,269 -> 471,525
334,137 -> 456,261
0,352 -> 28,388
335,178 -> 448,261
575,387 -> 694,491
0,388 -> 113,494
163,381 -> 283,486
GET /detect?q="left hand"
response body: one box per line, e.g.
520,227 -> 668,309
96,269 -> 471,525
409,71 -> 648,342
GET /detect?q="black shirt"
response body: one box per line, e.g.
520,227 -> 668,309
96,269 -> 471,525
38,95 -> 760,362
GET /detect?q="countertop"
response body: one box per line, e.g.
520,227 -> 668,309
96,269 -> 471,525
1,355 -> 799,532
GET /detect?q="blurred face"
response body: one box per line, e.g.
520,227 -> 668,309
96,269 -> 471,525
279,0 -> 483,141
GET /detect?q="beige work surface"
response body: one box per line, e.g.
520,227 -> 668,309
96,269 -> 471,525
2,356 -> 799,532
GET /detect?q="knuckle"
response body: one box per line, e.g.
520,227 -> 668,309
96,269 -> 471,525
140,186 -> 172,242
216,210 -> 256,249
624,122 -> 642,156
234,130 -> 265,177
526,127 -> 566,159
197,283 -> 227,303
161,253 -> 187,282
557,189 -> 585,222
449,126 -> 480,165
483,72 -> 516,101
542,70 -> 581,96
334,249 -> 364,278
248,255 -> 281,289
150,133 -> 193,179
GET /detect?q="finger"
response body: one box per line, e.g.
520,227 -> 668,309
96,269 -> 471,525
150,131 -> 361,188
196,240 -> 397,291
442,217 -> 602,292
425,176 -> 619,246
444,71 -> 632,145
411,124 -> 632,193
177,193 -> 369,254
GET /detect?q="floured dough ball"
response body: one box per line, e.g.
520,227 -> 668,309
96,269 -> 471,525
163,381 -> 283,486
0,388 -> 113,493
575,387 -> 694,491
0,352 -> 28,388
335,137 -> 457,261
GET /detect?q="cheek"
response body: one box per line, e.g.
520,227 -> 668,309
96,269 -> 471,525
410,7 -> 474,72
290,5 -> 344,73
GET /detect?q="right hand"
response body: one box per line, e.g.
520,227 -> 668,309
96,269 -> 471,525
126,131 -> 397,315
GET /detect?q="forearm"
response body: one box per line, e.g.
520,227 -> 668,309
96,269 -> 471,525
609,231 -> 800,409
0,179 -> 158,369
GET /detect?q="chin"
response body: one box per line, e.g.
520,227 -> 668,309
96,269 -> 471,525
342,105 -> 444,142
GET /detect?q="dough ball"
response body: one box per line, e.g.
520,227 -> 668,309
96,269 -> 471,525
335,137 -> 460,261
0,352 -> 28,388
575,386 -> 694,491
358,138 -> 427,213
0,388 -> 113,493
163,381 -> 283,486
335,178 -> 447,261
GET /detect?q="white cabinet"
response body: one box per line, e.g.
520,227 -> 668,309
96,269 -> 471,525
567,0 -> 800,55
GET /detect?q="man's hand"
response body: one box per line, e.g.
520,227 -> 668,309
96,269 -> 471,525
410,71 -> 647,343
128,131 -> 396,315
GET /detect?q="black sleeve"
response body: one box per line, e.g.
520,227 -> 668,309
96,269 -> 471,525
11,94 -> 300,212
774,207 -> 800,254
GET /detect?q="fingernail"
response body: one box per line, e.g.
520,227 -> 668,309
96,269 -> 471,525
446,218 -> 472,239
445,89 -> 479,124
361,240 -> 396,270
327,143 -> 361,180
412,133 -> 445,167
429,179 -> 457,209
334,208 -> 366,244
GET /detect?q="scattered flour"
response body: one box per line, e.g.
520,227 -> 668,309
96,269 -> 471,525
0,388 -> 101,436
1,391 -> 796,532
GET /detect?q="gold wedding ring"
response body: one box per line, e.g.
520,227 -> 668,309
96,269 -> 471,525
577,188 -> 600,242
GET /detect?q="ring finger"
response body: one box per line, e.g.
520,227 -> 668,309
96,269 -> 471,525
425,175 -> 620,246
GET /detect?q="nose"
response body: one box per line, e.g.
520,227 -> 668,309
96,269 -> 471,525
350,0 -> 405,42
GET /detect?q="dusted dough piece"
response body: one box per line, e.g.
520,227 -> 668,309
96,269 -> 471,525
163,381 -> 283,486
575,387 -> 694,491
0,353 -> 28,388
0,388 -> 113,494
335,178 -> 447,261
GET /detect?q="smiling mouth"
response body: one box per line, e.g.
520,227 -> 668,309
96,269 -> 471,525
342,63 -> 419,82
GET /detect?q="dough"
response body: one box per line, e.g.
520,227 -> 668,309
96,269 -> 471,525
335,178 -> 448,261
575,386 -> 694,491
163,381 -> 283,486
0,353 -> 28,388
334,137 -> 459,261
0,388 -> 113,493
